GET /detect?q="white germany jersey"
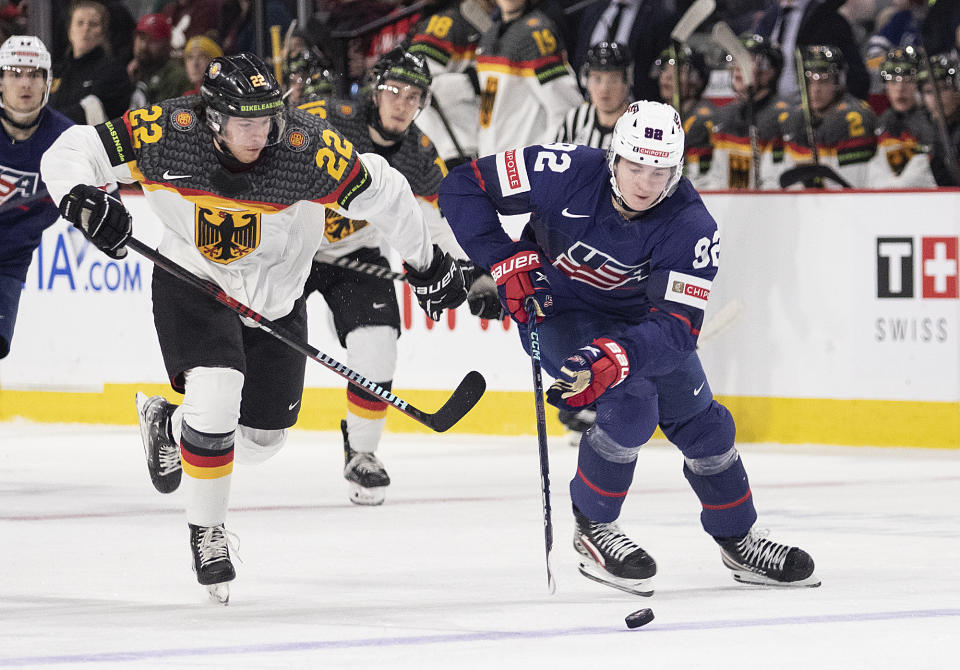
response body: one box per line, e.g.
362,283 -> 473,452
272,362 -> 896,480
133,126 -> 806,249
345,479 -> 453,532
475,9 -> 583,156
40,99 -> 434,321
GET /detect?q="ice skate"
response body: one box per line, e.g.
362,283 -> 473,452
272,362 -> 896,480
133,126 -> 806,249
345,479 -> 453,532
573,505 -> 656,596
342,420 -> 390,506
717,528 -> 821,587
558,406 -> 596,446
135,392 -> 181,494
189,523 -> 236,605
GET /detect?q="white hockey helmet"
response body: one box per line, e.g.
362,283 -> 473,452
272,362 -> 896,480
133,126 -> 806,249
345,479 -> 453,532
0,35 -> 53,110
607,100 -> 685,211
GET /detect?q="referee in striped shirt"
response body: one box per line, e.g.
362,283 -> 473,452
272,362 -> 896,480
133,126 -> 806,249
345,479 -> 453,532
554,41 -> 632,150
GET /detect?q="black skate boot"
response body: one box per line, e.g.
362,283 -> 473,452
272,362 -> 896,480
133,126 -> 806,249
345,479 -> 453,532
342,420 -> 390,506
716,528 -> 821,587
573,505 -> 657,596
135,392 -> 181,494
189,523 -> 236,605
558,406 -> 596,446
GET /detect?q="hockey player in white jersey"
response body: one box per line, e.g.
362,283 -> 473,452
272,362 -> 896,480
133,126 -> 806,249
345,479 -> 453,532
297,48 -> 498,506
40,53 -> 466,604
476,0 -> 583,155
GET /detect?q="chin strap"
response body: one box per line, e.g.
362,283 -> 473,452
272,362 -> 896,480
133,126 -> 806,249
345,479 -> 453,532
0,106 -> 43,131
366,101 -> 407,143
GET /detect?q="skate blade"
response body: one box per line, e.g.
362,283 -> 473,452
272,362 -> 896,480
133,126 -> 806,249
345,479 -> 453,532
730,570 -> 822,588
205,582 -> 230,605
347,482 -> 386,506
578,562 -> 654,597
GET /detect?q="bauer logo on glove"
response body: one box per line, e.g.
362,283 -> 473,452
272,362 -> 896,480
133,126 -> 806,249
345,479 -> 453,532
546,338 -> 629,410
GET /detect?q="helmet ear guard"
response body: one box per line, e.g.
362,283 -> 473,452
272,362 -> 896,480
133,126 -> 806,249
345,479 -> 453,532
607,100 -> 685,212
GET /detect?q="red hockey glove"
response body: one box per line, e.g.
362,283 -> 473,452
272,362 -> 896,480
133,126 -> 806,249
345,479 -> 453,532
490,249 -> 553,324
546,338 -> 630,410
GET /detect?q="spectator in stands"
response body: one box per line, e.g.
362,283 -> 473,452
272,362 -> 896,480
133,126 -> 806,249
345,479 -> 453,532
865,0 -> 927,71
867,46 -> 937,188
0,1 -> 26,42
754,0 -> 870,101
708,34 -> 788,190
162,0 -> 224,52
52,0 -> 136,65
921,0 -> 960,56
182,35 -> 222,96
569,0 -> 677,103
219,0 -> 292,56
475,0 -> 582,156
49,0 -> 131,124
128,13 -> 191,108
918,53 -> 960,186
780,45 -> 878,188
651,45 -> 715,189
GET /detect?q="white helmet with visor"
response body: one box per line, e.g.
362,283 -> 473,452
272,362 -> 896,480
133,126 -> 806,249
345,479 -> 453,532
607,100 -> 685,211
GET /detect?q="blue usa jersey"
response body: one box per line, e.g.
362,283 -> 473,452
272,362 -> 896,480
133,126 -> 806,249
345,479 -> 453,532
0,107 -> 74,280
438,143 -> 720,377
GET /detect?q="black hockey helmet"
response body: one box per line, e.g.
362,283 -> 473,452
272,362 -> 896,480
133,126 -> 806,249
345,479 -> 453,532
880,46 -> 921,82
729,33 -> 784,77
917,52 -> 960,89
201,53 -> 286,147
284,48 -> 335,98
651,45 -> 709,97
586,41 -> 631,72
368,46 -> 432,141
801,44 -> 846,85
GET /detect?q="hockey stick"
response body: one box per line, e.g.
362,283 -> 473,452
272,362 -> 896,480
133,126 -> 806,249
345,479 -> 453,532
794,46 -> 822,171
698,298 -> 743,344
0,187 -> 52,216
525,299 -> 556,595
459,0 -> 493,33
669,0 -> 715,116
712,22 -> 762,189
319,255 -> 408,282
125,237 -> 486,432
429,95 -> 470,164
779,163 -> 851,189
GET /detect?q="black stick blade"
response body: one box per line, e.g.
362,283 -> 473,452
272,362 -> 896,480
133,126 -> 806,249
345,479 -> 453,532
424,370 -> 486,432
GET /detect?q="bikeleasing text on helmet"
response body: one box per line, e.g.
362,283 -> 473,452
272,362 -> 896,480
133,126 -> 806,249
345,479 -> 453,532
608,100 -> 685,213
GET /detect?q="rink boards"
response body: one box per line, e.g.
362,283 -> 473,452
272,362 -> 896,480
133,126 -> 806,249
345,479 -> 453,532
1,190 -> 958,448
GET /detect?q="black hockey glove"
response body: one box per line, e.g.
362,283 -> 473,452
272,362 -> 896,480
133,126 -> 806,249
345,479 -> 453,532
458,260 -> 504,321
403,245 -> 467,321
59,184 -> 131,260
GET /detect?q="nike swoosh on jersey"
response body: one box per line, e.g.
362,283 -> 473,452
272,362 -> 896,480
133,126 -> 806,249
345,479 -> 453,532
288,399 -> 301,410
693,381 -> 705,396
561,207 -> 590,218
162,170 -> 192,180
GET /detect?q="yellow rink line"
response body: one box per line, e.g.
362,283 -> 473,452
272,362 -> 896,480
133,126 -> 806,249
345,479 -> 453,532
1,385 -> 958,448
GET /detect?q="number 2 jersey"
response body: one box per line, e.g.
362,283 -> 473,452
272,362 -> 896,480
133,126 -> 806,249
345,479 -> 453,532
40,97 -> 434,320
439,144 -> 719,377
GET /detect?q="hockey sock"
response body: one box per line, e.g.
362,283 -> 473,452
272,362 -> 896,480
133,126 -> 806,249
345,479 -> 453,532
569,439 -> 637,523
345,381 -> 391,453
683,454 -> 757,538
180,421 -> 234,527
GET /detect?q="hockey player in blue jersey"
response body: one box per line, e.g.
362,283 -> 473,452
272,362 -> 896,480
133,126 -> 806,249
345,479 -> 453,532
0,36 -> 73,359
438,100 -> 819,594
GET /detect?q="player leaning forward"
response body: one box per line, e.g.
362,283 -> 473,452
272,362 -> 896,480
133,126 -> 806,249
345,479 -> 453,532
40,53 -> 465,603
439,101 -> 819,594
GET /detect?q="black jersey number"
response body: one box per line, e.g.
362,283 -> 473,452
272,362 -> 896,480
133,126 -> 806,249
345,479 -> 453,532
693,230 -> 720,269
128,105 -> 163,148
316,128 -> 354,181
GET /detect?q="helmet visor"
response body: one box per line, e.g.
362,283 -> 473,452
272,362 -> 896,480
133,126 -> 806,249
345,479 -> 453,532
208,107 -> 286,151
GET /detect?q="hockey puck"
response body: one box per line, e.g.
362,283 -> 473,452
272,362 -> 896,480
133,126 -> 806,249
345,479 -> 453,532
625,608 -> 655,629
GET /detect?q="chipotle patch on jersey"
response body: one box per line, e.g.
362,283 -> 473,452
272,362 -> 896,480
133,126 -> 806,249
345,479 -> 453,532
665,270 -> 711,310
95,117 -> 136,166
195,205 -> 261,264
